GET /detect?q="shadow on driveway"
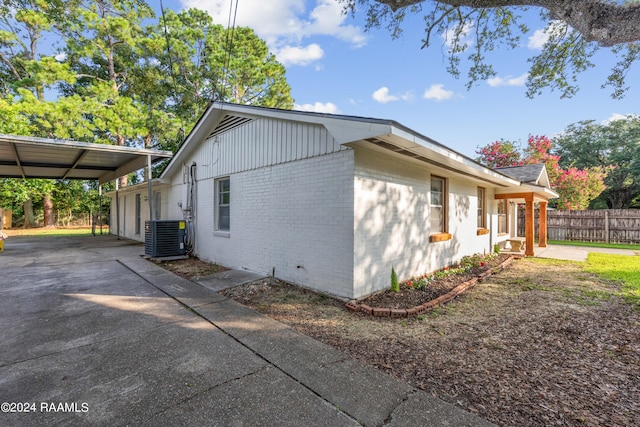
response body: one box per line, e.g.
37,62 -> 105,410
0,235 -> 493,426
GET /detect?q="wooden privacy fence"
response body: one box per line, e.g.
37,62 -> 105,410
517,209 -> 640,244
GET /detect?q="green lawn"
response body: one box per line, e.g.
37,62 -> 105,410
4,227 -> 99,238
548,239 -> 640,251
585,253 -> 640,306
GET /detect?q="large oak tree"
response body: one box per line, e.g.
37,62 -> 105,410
342,0 -> 640,98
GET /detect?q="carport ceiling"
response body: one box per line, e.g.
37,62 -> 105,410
0,134 -> 173,185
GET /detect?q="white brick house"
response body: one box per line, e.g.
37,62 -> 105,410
111,103 -> 557,299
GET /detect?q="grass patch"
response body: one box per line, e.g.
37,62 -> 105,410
547,240 -> 640,251
585,253 -> 640,306
4,227 -> 96,238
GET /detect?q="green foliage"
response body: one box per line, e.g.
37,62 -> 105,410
341,0 -> 638,99
141,8 -> 293,141
404,252 -> 498,290
554,116 -> 640,209
585,253 -> 640,307
0,0 -> 293,224
391,266 -> 399,292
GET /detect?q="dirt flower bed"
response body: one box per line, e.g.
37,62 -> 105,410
155,256 -> 227,280
219,258 -> 640,427
356,253 -> 512,311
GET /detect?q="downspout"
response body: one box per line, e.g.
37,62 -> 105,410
115,179 -> 120,240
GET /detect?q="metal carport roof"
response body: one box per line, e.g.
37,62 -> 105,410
0,134 -> 172,184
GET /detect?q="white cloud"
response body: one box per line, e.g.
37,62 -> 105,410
442,22 -> 474,51
182,0 -> 305,44
601,113 -> 639,125
181,0 -> 367,67
487,73 -> 528,87
528,21 -> 568,50
400,91 -> 414,102
372,87 -> 398,104
527,29 -> 549,50
422,84 -> 454,101
370,87 -> 414,104
304,0 -> 367,48
275,44 -> 324,66
294,102 -> 340,114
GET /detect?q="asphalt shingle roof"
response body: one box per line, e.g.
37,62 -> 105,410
495,164 -> 545,184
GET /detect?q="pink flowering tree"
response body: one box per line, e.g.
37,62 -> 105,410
475,139 -> 521,168
554,167 -> 608,210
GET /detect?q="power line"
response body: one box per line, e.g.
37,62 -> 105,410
159,0 -> 186,143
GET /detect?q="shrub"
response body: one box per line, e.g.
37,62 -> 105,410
391,266 -> 399,292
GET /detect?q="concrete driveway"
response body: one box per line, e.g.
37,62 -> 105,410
0,235 -> 492,426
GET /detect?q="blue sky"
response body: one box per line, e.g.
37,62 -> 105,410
154,0 -> 639,158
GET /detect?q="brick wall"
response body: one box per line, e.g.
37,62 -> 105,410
190,150 -> 356,299
353,147 -> 492,298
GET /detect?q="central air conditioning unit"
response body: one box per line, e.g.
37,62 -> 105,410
145,220 -> 186,258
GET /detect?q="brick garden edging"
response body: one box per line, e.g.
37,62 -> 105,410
345,255 -> 520,318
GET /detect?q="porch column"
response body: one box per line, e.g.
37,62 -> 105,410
539,201 -> 548,248
525,194 -> 534,256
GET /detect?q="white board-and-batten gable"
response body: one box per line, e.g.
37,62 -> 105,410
160,102 -> 525,191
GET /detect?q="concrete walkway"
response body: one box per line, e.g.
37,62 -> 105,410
534,244 -> 638,261
0,235 -> 493,427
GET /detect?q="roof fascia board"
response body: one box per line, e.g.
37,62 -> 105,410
496,183 -> 559,199
158,103 -> 525,190
211,104 -> 522,188
387,127 -> 523,186
212,102 -> 395,145
365,133 -> 521,188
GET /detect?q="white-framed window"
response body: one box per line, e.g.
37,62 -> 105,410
477,187 -> 486,229
215,177 -> 230,232
497,199 -> 508,234
430,176 -> 447,234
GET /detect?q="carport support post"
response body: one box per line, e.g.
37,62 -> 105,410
98,184 -> 103,235
525,194 -> 534,256
539,201 -> 548,248
147,154 -> 153,224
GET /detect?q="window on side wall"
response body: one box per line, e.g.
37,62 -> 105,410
429,176 -> 451,242
477,187 -> 489,235
215,177 -> 230,232
497,199 -> 508,234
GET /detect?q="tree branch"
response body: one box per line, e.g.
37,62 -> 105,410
372,0 -> 640,46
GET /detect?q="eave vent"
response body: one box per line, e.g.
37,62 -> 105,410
208,115 -> 253,138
